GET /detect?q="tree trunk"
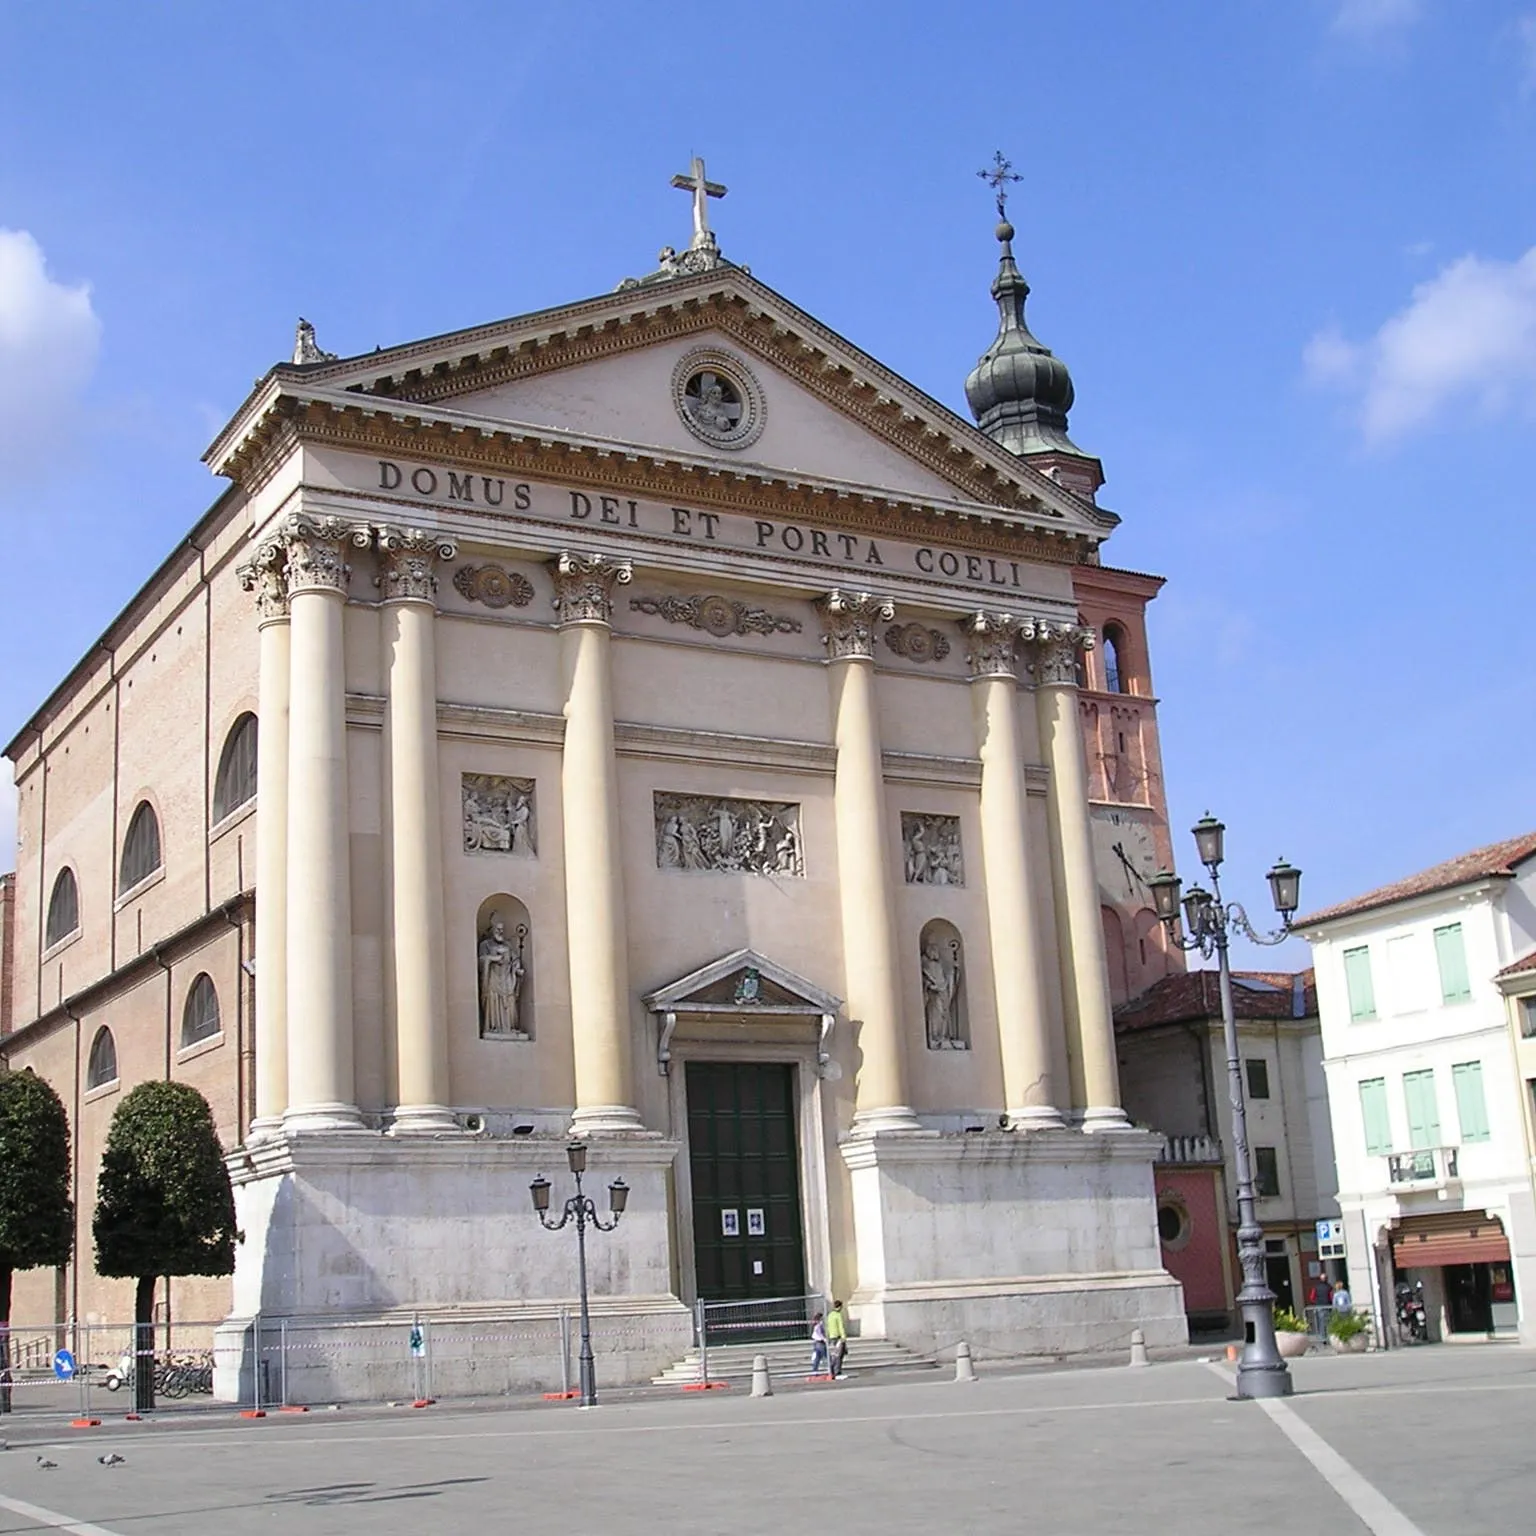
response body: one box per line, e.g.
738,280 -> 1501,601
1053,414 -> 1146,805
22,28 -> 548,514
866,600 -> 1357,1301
133,1275 -> 156,1413
0,1266 -> 12,1416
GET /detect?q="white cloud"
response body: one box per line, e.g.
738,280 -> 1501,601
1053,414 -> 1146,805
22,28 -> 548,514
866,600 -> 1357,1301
1304,248 -> 1536,442
1331,0 -> 1423,38
0,229 -> 101,476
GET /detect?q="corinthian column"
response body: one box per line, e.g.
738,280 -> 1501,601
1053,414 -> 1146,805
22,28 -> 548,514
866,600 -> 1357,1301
958,613 -> 1063,1130
817,590 -> 918,1134
238,537 -> 290,1134
281,514 -> 369,1132
1032,623 -> 1128,1130
552,552 -> 643,1135
379,527 -> 458,1134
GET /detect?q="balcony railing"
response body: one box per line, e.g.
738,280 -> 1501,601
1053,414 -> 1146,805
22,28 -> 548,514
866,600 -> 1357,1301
1159,1134 -> 1223,1166
1387,1146 -> 1460,1188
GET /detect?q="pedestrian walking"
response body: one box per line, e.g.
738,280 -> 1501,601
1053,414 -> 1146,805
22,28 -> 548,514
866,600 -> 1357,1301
809,1312 -> 830,1376
826,1299 -> 848,1378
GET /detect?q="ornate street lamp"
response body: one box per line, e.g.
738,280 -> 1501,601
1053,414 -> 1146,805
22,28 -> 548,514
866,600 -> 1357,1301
530,1141 -> 629,1407
1150,817 -> 1303,1401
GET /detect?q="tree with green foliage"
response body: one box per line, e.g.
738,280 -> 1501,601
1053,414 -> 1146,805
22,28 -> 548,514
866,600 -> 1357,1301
93,1082 -> 238,1411
0,1070 -> 74,1414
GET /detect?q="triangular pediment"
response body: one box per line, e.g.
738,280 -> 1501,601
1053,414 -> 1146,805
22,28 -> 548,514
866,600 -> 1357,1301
208,264 -> 1116,550
643,948 -> 841,1016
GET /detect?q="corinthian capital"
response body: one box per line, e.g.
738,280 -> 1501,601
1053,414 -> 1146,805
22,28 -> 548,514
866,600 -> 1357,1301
375,525 -> 459,603
237,536 -> 289,622
1026,620 -> 1096,687
814,590 -> 896,661
957,611 -> 1027,679
549,551 -> 633,625
279,514 -> 371,596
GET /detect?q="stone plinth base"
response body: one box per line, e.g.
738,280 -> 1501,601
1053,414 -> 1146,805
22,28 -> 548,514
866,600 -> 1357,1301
215,1128 -> 688,1403
840,1127 -> 1187,1356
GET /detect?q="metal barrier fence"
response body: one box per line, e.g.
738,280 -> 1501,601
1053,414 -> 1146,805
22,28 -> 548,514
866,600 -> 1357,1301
691,1294 -> 825,1385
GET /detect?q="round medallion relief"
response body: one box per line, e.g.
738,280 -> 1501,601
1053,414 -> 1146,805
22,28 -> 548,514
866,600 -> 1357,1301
671,348 -> 766,451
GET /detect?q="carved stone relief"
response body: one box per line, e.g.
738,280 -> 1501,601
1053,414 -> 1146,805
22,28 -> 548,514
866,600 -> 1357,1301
630,593 -> 802,638
654,793 -> 803,877
549,551 -> 633,624
921,920 -> 968,1050
377,527 -> 457,603
478,908 -> 529,1040
815,590 -> 896,661
462,774 -> 536,856
454,563 -> 536,609
902,813 -> 964,886
884,623 -> 951,664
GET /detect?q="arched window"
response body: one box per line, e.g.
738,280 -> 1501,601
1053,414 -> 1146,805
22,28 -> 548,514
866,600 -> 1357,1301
1102,624 -> 1127,694
86,1026 -> 118,1090
181,973 -> 220,1047
119,801 -> 162,894
45,868 -> 79,947
213,713 -> 258,822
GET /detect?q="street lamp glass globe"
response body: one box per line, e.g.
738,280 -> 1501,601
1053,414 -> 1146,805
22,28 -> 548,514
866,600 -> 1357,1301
566,1140 -> 588,1176
609,1177 -> 629,1215
1267,858 -> 1302,919
1192,815 -> 1225,870
529,1175 -> 551,1214
1148,869 -> 1183,924
1182,884 -> 1212,933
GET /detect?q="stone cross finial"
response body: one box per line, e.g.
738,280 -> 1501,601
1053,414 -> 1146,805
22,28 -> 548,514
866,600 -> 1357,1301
977,150 -> 1022,221
670,156 -> 727,252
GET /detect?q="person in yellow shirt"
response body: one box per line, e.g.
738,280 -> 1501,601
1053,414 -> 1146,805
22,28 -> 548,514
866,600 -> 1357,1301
826,1299 -> 848,1379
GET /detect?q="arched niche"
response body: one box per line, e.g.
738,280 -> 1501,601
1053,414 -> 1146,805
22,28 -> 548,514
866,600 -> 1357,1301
919,918 -> 968,1051
1132,907 -> 1169,994
475,894 -> 533,1041
1102,905 -> 1129,1006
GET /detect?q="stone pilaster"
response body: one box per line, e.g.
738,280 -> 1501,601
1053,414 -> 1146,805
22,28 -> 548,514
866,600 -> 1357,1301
378,527 -> 458,1134
238,536 -> 290,1134
1031,621 -> 1127,1130
958,612 -> 1063,1129
551,552 -> 643,1135
816,590 -> 918,1134
280,514 -> 370,1132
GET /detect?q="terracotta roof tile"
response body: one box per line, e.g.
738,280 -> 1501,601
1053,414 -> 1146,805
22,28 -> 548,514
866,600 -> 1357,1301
1114,968 -> 1316,1032
1297,832 -> 1536,929
1496,949 -> 1536,980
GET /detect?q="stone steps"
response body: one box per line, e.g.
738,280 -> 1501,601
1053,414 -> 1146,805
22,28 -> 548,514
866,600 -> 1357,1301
652,1337 -> 934,1385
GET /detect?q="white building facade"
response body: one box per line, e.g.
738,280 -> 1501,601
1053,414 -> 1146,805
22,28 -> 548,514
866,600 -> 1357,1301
1301,834 -> 1536,1343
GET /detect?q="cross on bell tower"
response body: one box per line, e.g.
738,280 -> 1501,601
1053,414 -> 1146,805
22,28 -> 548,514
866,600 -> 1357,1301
670,156 -> 727,252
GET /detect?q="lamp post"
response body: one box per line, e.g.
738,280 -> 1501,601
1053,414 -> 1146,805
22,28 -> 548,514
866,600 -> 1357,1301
530,1141 -> 629,1408
1148,817 -> 1302,1401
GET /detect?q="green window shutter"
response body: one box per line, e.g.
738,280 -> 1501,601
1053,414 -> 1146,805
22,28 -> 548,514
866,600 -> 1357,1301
1359,1078 -> 1391,1155
1452,1061 -> 1490,1143
1343,946 -> 1377,1020
1433,924 -> 1472,1003
1403,1069 -> 1442,1150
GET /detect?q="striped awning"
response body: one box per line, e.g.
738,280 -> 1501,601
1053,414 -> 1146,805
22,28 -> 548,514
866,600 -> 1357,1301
1391,1211 -> 1510,1269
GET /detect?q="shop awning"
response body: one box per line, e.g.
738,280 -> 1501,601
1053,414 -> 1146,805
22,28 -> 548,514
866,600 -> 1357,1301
1391,1211 -> 1510,1269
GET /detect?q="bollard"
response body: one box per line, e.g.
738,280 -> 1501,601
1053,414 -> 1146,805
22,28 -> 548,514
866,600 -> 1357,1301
750,1354 -> 773,1398
954,1341 -> 976,1383
1128,1328 -> 1149,1368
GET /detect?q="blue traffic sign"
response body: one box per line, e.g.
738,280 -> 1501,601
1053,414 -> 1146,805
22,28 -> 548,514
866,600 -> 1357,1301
52,1349 -> 76,1380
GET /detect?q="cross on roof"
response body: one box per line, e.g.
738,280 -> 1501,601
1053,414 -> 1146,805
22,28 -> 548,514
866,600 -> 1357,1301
977,150 -> 1022,220
671,156 -> 727,251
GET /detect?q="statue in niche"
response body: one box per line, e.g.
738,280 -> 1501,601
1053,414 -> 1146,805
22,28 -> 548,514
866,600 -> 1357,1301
463,775 -> 536,857
921,932 -> 965,1050
478,913 -> 528,1039
902,813 -> 964,886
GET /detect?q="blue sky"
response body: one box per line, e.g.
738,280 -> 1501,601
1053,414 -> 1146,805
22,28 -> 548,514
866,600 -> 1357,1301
2,0 -> 1533,967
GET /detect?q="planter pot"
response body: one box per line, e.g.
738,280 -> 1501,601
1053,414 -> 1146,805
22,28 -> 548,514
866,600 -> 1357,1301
1276,1331 -> 1310,1358
1331,1333 -> 1368,1353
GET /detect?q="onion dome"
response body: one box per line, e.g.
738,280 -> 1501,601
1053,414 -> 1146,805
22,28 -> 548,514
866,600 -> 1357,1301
964,219 -> 1083,458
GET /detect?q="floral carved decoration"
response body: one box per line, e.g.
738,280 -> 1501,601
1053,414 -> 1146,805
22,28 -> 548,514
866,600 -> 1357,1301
630,593 -> 802,638
884,623 -> 951,664
454,563 -> 535,609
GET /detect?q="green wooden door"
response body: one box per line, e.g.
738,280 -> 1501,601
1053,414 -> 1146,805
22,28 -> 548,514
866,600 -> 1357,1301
686,1062 -> 807,1303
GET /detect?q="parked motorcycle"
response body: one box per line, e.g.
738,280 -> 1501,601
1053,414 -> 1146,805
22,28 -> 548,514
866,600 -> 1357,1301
102,1350 -> 134,1392
1396,1279 -> 1428,1342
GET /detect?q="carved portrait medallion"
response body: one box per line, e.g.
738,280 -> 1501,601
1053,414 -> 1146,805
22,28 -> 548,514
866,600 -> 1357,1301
454,563 -> 536,609
670,347 -> 766,451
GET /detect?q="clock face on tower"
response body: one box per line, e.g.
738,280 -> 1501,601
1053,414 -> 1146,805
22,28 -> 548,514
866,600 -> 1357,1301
1089,805 -> 1161,905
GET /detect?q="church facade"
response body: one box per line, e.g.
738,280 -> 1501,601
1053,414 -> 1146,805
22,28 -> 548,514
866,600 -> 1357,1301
2,165 -> 1187,1393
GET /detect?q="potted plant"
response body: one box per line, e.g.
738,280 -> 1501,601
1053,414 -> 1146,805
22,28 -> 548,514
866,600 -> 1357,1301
1328,1310 -> 1370,1353
1272,1307 -> 1310,1358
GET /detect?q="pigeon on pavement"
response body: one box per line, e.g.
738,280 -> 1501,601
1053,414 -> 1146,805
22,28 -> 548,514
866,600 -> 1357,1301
98,1453 -> 126,1467
35,1455 -> 57,1469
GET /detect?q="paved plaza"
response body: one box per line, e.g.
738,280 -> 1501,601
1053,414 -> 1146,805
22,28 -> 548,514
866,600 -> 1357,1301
0,1347 -> 1530,1535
